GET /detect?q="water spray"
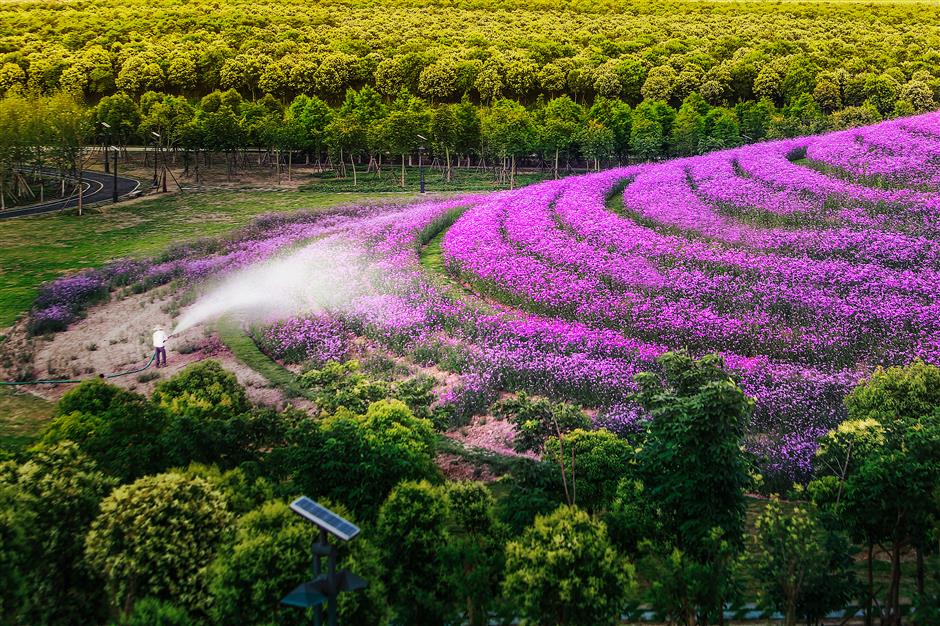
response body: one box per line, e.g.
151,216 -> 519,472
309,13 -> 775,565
172,238 -> 373,335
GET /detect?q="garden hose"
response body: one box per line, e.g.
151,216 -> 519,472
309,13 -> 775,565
0,352 -> 156,386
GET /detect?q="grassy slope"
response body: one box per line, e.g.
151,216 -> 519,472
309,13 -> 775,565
0,190 -> 409,328
0,387 -> 54,450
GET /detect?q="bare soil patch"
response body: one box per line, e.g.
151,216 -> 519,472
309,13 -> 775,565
4,287 -> 308,411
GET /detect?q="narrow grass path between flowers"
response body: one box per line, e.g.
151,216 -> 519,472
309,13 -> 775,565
217,318 -> 531,478
215,317 -> 312,399
794,157 -> 937,193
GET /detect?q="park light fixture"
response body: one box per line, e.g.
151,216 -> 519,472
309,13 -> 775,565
100,121 -> 112,172
281,497 -> 368,626
417,134 -> 427,194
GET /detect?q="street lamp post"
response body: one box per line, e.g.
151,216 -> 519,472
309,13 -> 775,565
111,146 -> 119,203
151,132 -> 161,189
416,134 -> 427,194
100,121 -> 111,174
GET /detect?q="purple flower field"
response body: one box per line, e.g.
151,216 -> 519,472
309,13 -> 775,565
31,111 -> 940,485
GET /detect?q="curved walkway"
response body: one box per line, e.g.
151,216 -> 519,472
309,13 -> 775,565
0,169 -> 141,220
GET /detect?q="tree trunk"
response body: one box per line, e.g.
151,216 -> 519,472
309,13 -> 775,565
916,544 -> 925,597
554,149 -> 559,179
445,146 -> 451,182
288,150 -> 292,182
866,542 -> 874,626
883,542 -> 903,626
350,154 -> 357,187
400,154 -> 406,188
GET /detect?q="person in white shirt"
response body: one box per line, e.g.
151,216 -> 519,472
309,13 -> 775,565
153,325 -> 169,368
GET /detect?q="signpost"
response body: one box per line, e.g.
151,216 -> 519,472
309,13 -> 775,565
281,497 -> 368,626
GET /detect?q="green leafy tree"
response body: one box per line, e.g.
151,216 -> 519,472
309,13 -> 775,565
503,505 -> 635,626
864,73 -> 900,116
630,102 -> 666,161
493,392 -> 590,455
588,97 -> 632,162
443,482 -> 510,626
752,498 -> 847,626
481,97 -> 534,187
377,480 -> 454,626
374,91 -> 429,187
576,118 -> 615,171
701,107 -> 741,151
670,93 -> 708,156
544,428 -> 634,513
85,472 -> 232,620
95,93 -> 141,147
273,399 -> 439,520
642,66 -> 678,104
637,352 -> 752,557
812,360 -> 940,625
635,352 -> 753,623
4,443 -> 116,626
453,95 -> 482,164
39,379 -> 170,482
538,95 -> 584,177
152,358 -> 248,418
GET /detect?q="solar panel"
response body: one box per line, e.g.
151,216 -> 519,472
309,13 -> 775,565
290,497 -> 361,541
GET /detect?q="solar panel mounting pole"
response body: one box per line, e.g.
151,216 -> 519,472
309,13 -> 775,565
281,497 -> 367,626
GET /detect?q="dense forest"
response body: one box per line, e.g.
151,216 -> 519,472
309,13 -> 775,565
1,0 -> 937,113
2,0 -> 937,204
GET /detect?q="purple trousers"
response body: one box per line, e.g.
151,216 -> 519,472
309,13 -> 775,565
155,347 -> 167,367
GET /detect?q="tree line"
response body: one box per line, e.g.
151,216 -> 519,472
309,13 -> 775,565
2,353 -> 939,626
1,0 -> 938,117
0,82 -> 913,204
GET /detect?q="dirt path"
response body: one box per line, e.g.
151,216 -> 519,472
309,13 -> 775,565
14,287 -> 305,410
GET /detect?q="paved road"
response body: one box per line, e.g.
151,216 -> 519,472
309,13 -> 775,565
0,169 -> 141,220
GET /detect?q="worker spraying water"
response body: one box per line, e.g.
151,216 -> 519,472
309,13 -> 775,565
152,325 -> 176,368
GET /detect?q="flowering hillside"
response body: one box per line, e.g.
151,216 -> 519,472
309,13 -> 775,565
32,111 -> 940,484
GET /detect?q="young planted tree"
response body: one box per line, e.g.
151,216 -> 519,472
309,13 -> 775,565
753,499 -> 834,626
453,95 -> 482,167
482,98 -> 534,187
46,93 -> 95,213
539,95 -> 584,177
811,360 -> 940,626
503,505 -> 635,626
375,91 -> 429,188
635,351 -> 753,624
588,97 -> 633,164
577,119 -> 615,171
377,480 -> 454,626
85,472 -> 232,620
430,103 -> 459,181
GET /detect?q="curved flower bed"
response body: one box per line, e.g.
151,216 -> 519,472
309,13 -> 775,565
28,111 -> 940,486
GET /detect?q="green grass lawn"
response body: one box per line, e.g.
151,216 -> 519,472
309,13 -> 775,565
0,387 -> 54,451
300,165 -> 558,193
0,189 -> 414,328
